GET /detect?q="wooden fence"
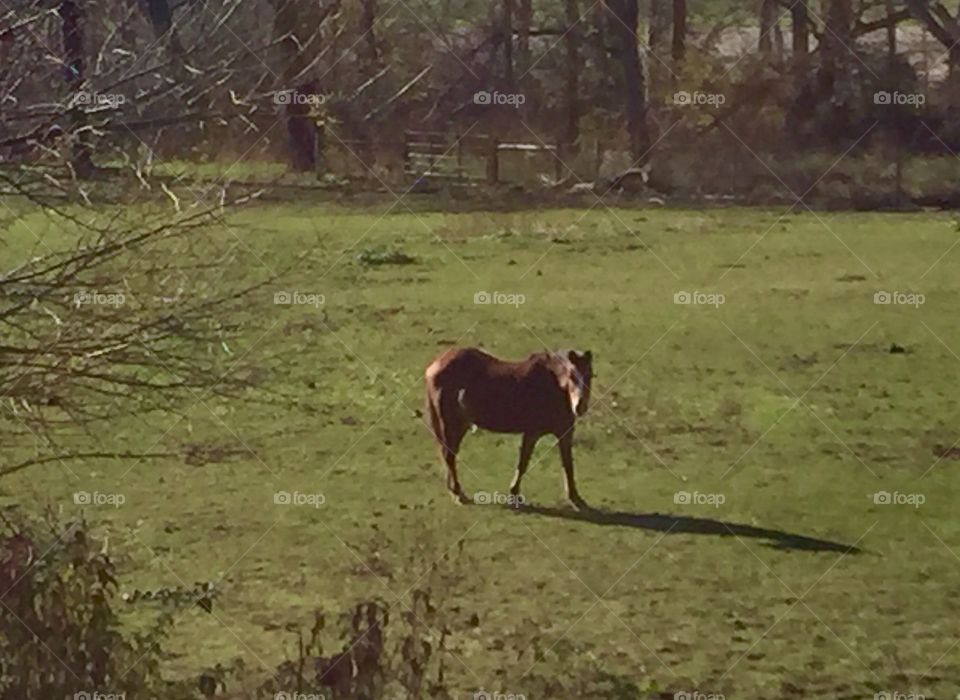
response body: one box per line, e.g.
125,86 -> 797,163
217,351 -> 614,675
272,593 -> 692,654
402,130 -> 562,185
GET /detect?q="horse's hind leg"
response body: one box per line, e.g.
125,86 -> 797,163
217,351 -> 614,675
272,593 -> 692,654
433,389 -> 470,504
441,423 -> 469,504
509,433 -> 538,504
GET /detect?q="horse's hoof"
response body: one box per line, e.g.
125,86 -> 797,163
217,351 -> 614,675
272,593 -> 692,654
452,492 -> 471,505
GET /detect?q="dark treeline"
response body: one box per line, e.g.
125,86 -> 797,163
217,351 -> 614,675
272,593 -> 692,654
2,1 -> 960,200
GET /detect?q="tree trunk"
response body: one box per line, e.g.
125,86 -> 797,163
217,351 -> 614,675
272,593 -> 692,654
759,0 -> 777,54
564,0 -> 581,147
816,0 -> 855,141
143,0 -> 173,35
59,0 -> 94,178
818,0 -> 853,97
606,0 -> 650,162
358,0 -> 380,172
648,0 -> 669,95
884,0 -> 897,59
517,0 -> 532,74
904,0 -> 960,106
791,0 -> 809,58
360,0 -> 379,70
141,0 -> 184,69
503,0 -> 515,88
272,0 -> 315,171
885,0 -> 901,206
672,0 -> 686,66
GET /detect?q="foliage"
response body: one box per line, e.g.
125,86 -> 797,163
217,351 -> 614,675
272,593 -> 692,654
0,512 -> 194,700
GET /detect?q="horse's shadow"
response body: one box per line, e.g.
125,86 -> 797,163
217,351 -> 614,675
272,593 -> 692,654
512,503 -> 863,554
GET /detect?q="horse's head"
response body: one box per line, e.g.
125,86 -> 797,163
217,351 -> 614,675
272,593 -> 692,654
561,349 -> 593,418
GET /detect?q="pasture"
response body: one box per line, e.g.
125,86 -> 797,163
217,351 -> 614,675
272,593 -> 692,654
4,202 -> 960,698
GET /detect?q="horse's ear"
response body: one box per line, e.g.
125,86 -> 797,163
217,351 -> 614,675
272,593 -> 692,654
583,350 -> 592,363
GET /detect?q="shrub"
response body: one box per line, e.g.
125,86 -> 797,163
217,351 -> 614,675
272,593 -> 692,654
0,512 -> 194,700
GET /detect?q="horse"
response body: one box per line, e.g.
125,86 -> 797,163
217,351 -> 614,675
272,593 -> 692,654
424,347 -> 593,508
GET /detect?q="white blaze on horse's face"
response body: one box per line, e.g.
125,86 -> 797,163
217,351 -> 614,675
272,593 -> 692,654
563,350 -> 592,418
569,370 -> 587,417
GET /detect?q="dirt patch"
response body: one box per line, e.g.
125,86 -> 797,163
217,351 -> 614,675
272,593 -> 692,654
181,441 -> 247,466
932,443 -> 960,460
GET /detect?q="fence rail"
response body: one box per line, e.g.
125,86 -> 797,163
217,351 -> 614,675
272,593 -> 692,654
402,130 -> 561,185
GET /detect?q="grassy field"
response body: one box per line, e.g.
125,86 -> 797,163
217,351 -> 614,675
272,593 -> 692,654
4,201 -> 960,698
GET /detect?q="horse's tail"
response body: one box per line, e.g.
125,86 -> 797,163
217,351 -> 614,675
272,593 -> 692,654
425,385 -> 446,448
424,359 -> 449,450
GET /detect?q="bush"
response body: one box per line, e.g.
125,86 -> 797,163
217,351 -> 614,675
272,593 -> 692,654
0,512 -> 193,700
0,513 -> 656,699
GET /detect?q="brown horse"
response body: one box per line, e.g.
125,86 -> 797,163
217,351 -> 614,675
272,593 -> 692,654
424,347 -> 593,508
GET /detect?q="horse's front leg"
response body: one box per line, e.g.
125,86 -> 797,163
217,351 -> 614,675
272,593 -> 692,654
558,432 -> 587,510
509,432 -> 538,505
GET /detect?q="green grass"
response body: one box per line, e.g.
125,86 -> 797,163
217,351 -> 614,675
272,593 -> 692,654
4,202 -> 960,698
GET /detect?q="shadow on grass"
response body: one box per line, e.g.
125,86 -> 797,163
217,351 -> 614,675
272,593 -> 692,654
512,503 -> 863,554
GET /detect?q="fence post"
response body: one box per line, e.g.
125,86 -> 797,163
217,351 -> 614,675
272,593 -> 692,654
487,137 -> 499,184
456,132 -> 464,182
594,137 -> 602,180
314,118 -> 327,180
